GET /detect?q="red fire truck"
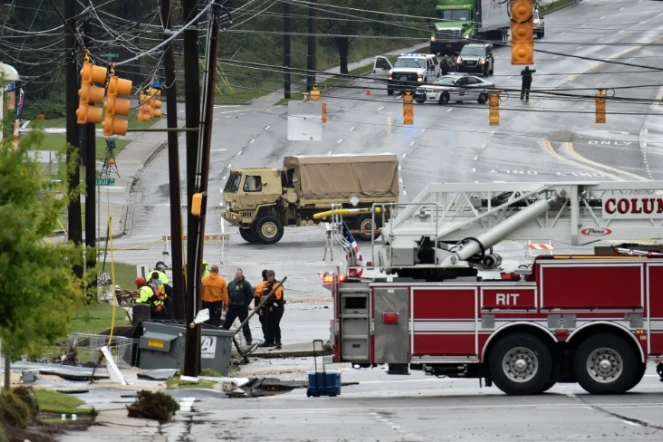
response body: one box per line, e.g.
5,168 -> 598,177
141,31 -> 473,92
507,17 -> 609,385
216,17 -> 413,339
324,181 -> 663,395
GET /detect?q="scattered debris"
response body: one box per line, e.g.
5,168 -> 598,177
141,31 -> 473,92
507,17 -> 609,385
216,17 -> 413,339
136,369 -> 179,381
38,368 -> 109,382
223,377 -> 358,398
127,391 -> 180,422
21,371 -> 38,384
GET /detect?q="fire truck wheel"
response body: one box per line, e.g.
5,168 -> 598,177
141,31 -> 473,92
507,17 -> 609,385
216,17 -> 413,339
488,333 -> 553,395
254,215 -> 284,244
573,333 -> 639,395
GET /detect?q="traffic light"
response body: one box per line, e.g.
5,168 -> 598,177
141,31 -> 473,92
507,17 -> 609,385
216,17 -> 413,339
511,0 -> 534,65
322,102 -> 327,123
137,93 -> 152,122
148,87 -> 162,119
77,54 -> 107,124
489,93 -> 499,126
403,91 -> 414,125
102,69 -> 133,136
310,86 -> 321,101
596,89 -> 606,124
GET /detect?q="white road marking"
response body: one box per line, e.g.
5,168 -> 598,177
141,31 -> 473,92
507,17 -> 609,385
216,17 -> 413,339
402,153 -> 407,158
508,76 -> 513,79
622,420 -> 640,427
179,397 -> 195,413
576,46 -> 583,50
377,106 -> 384,111
421,128 -> 426,133
447,108 -> 452,113
481,143 -> 486,149
399,178 -> 403,183
472,167 -> 476,172
350,126 -> 356,131
337,139 -> 343,144
222,176 -> 226,180
619,7 -> 625,11
227,164 -> 232,169
264,125 -> 271,130
600,15 -> 606,19
237,150 -> 243,155
474,156 -> 478,160
327,150 -> 332,155
553,55 -> 559,59
409,141 -> 415,146
403,190 -> 407,195
249,139 -> 255,143
239,113 -> 244,116
225,115 -> 232,119
490,130 -> 495,134
214,118 -> 219,122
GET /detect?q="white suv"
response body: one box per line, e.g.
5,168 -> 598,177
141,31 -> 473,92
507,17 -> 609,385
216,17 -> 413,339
383,53 -> 440,96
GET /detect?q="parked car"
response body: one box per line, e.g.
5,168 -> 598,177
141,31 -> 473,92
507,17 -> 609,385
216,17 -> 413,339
534,10 -> 545,39
414,74 -> 495,105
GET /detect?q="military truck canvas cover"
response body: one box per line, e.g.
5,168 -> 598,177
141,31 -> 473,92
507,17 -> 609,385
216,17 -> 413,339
283,154 -> 399,200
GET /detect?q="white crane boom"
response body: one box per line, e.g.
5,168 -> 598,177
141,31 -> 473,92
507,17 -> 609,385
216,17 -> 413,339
374,181 -> 663,272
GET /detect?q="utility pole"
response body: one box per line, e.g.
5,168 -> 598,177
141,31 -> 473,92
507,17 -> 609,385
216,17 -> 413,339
283,1 -> 291,99
65,0 -> 83,263
306,0 -> 317,91
161,0 -> 185,321
83,18 -> 96,274
182,0 -> 203,378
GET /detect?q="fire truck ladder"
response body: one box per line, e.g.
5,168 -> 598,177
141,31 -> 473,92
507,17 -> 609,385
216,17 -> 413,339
373,181 -> 663,276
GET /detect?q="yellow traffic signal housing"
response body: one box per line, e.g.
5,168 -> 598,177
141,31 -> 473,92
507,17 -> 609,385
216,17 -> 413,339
489,93 -> 500,126
310,86 -> 321,101
511,0 -> 534,65
403,91 -> 414,125
596,89 -> 606,124
137,93 -> 152,122
148,87 -> 162,119
76,57 -> 107,124
102,72 -> 133,136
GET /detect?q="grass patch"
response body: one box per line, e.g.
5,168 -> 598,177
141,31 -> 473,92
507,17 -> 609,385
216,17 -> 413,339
540,0 -> 577,15
166,376 -> 215,389
39,135 -> 130,162
214,88 -> 265,104
70,303 -> 119,335
34,390 -> 94,416
96,261 -> 137,290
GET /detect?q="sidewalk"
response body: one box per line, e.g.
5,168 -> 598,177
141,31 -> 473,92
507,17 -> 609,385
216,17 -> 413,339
95,118 -> 178,240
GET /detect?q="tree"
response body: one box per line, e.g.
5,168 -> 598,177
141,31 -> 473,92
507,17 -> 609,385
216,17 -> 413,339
0,122 -> 84,390
319,0 -> 380,75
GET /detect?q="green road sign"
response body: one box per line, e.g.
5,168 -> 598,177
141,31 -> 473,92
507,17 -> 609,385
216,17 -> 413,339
96,178 -> 115,186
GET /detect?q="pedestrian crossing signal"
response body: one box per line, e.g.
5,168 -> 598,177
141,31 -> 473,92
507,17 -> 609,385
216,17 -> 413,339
511,0 -> 534,65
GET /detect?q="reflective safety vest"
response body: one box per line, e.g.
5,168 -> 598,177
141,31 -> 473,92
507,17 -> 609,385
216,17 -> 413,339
154,270 -> 170,285
202,269 -> 210,279
138,285 -> 164,308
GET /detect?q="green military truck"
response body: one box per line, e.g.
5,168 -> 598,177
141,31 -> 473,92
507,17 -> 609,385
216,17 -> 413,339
221,154 -> 400,245
430,0 -> 510,56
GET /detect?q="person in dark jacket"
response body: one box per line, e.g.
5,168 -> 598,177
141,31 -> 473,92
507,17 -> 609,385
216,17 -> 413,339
222,268 -> 253,345
521,66 -> 533,101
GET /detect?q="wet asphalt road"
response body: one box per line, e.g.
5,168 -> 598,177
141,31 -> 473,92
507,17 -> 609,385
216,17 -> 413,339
91,0 -> 663,440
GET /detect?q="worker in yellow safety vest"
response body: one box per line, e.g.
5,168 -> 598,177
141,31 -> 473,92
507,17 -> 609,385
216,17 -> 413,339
135,276 -> 168,319
153,261 -> 174,318
202,259 -> 210,279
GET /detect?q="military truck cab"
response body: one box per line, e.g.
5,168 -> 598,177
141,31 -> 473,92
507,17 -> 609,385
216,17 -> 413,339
221,154 -> 400,245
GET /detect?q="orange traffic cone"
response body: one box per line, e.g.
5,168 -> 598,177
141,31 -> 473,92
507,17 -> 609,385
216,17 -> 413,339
366,89 -> 371,96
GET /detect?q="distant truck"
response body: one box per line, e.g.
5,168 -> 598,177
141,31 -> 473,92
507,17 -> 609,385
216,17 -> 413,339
430,0 -> 510,56
221,154 -> 400,245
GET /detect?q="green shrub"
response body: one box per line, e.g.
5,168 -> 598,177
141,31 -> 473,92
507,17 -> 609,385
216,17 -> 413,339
12,386 -> 39,418
127,391 -> 180,422
0,423 -> 8,442
0,390 -> 31,429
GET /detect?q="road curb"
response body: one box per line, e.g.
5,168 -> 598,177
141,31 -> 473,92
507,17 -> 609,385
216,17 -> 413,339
98,140 -> 169,242
541,0 -> 578,15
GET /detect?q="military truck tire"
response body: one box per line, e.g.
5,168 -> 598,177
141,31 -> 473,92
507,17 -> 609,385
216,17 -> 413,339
254,215 -> 284,244
239,228 -> 259,243
354,214 -> 382,242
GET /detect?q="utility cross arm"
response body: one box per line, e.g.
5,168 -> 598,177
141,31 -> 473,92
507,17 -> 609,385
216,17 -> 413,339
375,181 -> 663,272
